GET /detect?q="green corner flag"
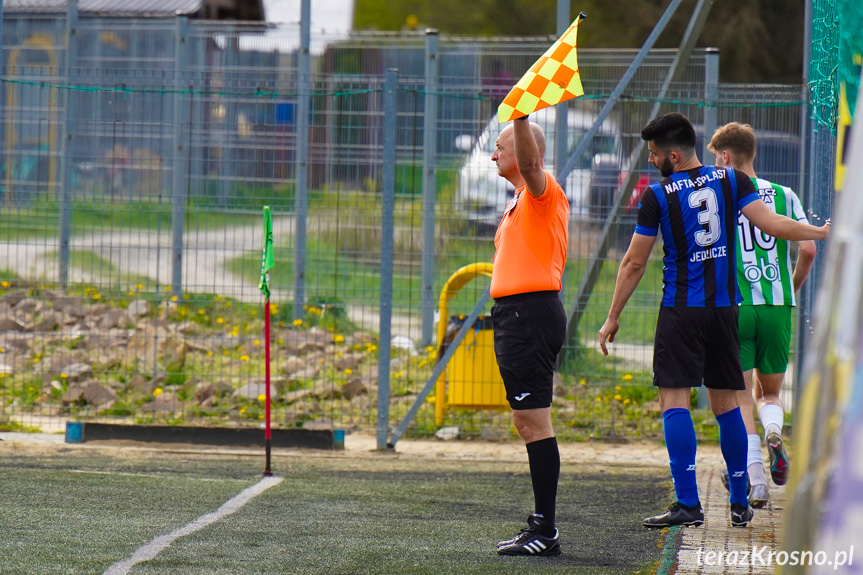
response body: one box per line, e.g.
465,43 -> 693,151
258,206 -> 274,299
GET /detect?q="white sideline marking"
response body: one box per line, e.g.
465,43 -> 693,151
103,475 -> 283,575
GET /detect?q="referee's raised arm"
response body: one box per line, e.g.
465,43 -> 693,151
512,116 -> 548,198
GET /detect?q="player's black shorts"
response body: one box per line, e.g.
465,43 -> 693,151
491,291 -> 565,410
653,305 -> 745,390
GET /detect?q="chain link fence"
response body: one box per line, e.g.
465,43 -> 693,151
0,14 -> 812,440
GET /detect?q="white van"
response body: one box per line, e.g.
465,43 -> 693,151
454,107 -> 623,229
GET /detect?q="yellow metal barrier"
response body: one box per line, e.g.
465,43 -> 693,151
434,263 -> 508,426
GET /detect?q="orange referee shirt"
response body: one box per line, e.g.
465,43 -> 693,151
490,171 -> 569,299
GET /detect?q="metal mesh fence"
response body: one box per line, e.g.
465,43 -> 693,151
0,15 -> 810,440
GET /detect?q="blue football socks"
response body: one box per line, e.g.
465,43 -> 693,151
717,406 -> 749,506
663,407 -> 699,507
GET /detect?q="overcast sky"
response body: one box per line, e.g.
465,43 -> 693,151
262,0 -> 353,32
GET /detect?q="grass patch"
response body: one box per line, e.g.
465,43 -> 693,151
43,250 -> 156,288
0,449 -> 669,574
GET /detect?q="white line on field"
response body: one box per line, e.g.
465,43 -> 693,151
103,475 -> 283,575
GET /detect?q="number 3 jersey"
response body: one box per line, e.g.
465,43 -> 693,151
635,166 -> 759,308
736,178 -> 808,307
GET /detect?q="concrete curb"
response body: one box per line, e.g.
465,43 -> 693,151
63,422 -> 342,450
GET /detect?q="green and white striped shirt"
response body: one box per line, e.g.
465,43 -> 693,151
736,178 -> 808,306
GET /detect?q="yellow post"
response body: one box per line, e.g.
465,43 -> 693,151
434,263 -> 494,426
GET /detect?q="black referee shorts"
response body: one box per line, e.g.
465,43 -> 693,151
491,291 -> 565,410
653,305 -> 745,391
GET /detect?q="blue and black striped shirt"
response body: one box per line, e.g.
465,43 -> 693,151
635,166 -> 759,308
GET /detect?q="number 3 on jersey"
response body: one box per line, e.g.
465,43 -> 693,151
688,188 -> 721,247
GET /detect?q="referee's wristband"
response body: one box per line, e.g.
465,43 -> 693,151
514,114 -> 529,121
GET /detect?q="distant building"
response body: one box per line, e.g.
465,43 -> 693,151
0,0 -> 266,202
4,0 -> 264,21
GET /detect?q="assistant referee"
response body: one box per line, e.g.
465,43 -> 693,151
490,115 -> 568,557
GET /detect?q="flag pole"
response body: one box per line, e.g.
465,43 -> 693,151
259,206 -> 275,477
264,293 -> 272,477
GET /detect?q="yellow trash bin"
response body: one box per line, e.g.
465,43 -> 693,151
434,263 -> 508,426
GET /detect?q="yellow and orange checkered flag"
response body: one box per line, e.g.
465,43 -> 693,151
498,12 -> 587,123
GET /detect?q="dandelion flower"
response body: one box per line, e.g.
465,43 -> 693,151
258,394 -> 266,402
614,394 -> 622,401
344,368 -> 353,375
293,319 -> 303,327
240,355 -> 249,361
622,374 -> 633,381
153,388 -> 163,396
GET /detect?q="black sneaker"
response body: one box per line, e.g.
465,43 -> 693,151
766,431 -> 789,486
642,501 -> 704,528
497,514 -> 561,556
730,503 -> 754,527
719,468 -> 751,495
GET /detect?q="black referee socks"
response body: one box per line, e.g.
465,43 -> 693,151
526,436 -> 560,535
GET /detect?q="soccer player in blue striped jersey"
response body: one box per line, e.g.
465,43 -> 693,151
598,113 -> 829,529
708,122 -> 817,507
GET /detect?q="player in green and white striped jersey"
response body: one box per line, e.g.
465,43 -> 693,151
736,178 -> 809,307
709,123 -> 817,508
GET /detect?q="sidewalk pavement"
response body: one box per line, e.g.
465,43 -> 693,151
671,466 -> 785,575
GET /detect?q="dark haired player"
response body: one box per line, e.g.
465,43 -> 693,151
598,113 -> 829,528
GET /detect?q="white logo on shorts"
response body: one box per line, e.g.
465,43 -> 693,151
514,393 -> 531,402
687,464 -> 696,471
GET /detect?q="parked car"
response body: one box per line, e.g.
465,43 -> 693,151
454,107 -> 623,230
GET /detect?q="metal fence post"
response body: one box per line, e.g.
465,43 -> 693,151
171,15 -> 189,295
292,0 -> 311,321
420,29 -> 439,347
702,48 -> 719,164
377,69 -> 398,450
697,47 -> 719,410
58,0 -> 78,288
554,0 -> 569,302
795,0 -> 814,410
219,27 -> 237,209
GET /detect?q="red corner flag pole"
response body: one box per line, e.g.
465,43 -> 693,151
264,293 -> 272,476
259,206 -> 275,477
